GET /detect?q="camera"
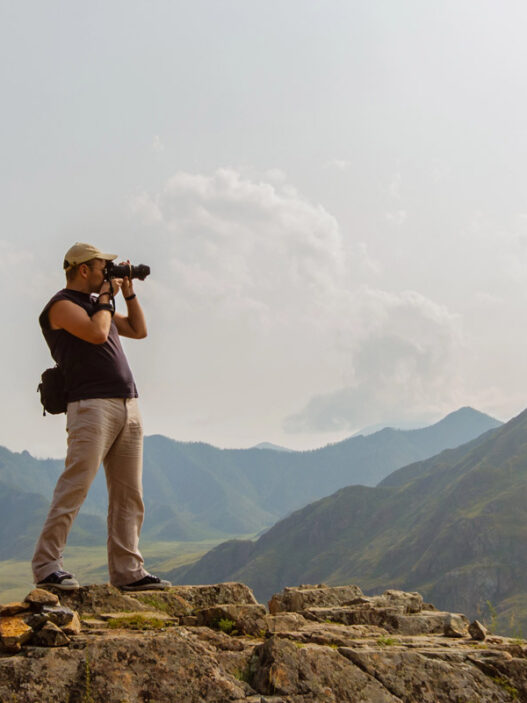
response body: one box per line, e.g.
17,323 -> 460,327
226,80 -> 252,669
105,261 -> 151,280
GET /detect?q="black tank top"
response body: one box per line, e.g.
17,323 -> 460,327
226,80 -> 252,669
39,289 -> 138,403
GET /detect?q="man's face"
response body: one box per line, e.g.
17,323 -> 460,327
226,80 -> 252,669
84,258 -> 107,292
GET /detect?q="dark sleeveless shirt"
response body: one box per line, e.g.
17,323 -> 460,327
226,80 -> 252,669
39,289 -> 138,403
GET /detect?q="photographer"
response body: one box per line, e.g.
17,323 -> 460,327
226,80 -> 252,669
32,242 -> 171,592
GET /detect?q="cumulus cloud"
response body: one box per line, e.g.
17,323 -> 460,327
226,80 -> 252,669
284,289 -> 463,433
130,168 -> 370,325
128,168 -> 463,441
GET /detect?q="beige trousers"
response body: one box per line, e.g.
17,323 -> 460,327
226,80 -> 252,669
32,397 -> 148,587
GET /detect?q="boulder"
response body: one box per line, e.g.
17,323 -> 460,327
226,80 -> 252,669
268,584 -> 364,614
31,621 -> 70,647
24,612 -> 49,631
469,619 -> 488,641
24,588 -> 60,608
61,611 -> 81,636
41,605 -> 77,627
0,616 -> 33,652
0,601 -> 31,617
444,613 -> 470,638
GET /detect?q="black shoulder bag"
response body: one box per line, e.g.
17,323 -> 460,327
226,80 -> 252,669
37,365 -> 67,415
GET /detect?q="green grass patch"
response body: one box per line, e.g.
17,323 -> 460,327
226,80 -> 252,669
134,594 -> 170,613
217,618 -> 236,634
491,676 -> 518,699
377,636 -> 400,646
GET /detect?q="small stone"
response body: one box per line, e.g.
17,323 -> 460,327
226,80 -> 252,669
41,605 -> 76,627
31,621 -> 70,647
0,601 -> 31,617
468,619 -> 488,641
61,611 -> 81,636
0,615 -> 33,652
24,588 -> 60,608
444,614 -> 469,638
24,613 -> 49,631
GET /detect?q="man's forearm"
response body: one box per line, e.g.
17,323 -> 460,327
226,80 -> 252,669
124,296 -> 147,338
90,308 -> 113,344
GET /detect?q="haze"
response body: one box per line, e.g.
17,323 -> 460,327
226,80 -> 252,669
2,1 -> 525,457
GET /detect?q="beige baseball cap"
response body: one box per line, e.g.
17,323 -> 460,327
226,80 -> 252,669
63,242 -> 117,271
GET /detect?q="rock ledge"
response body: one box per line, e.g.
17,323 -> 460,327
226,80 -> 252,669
1,581 -> 526,702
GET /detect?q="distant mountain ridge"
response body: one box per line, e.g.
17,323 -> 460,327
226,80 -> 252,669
252,442 -> 293,452
170,407 -> 527,635
0,406 -> 501,558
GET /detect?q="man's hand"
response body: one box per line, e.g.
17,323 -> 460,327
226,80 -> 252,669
99,277 -> 123,298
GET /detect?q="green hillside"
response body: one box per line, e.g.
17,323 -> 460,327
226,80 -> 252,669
0,481 -> 106,559
0,406 -> 500,559
170,408 -> 527,635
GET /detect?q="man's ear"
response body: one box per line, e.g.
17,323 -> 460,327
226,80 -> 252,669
78,263 -> 90,279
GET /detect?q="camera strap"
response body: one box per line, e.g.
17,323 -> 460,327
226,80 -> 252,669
101,273 -> 116,314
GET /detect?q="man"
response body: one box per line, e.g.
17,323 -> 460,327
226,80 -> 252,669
32,242 -> 171,592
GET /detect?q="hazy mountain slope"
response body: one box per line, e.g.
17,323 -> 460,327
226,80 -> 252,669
0,406 -> 501,549
170,408 -> 527,634
140,407 -> 501,534
0,481 -> 106,559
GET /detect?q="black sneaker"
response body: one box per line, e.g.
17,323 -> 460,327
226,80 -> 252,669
37,570 -> 80,590
119,574 -> 172,591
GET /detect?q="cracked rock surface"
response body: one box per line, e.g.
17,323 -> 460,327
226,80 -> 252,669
1,582 -> 526,702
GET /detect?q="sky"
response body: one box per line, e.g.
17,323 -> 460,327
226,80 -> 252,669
2,0 -> 527,458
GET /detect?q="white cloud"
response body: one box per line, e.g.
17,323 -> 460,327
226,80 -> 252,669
284,289 -> 463,432
127,169 -> 464,441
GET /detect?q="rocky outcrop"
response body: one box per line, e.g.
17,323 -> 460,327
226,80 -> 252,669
0,589 -> 79,654
1,581 -> 527,702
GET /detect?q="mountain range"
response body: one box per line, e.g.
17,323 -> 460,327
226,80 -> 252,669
0,407 -> 500,558
169,407 -> 527,635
